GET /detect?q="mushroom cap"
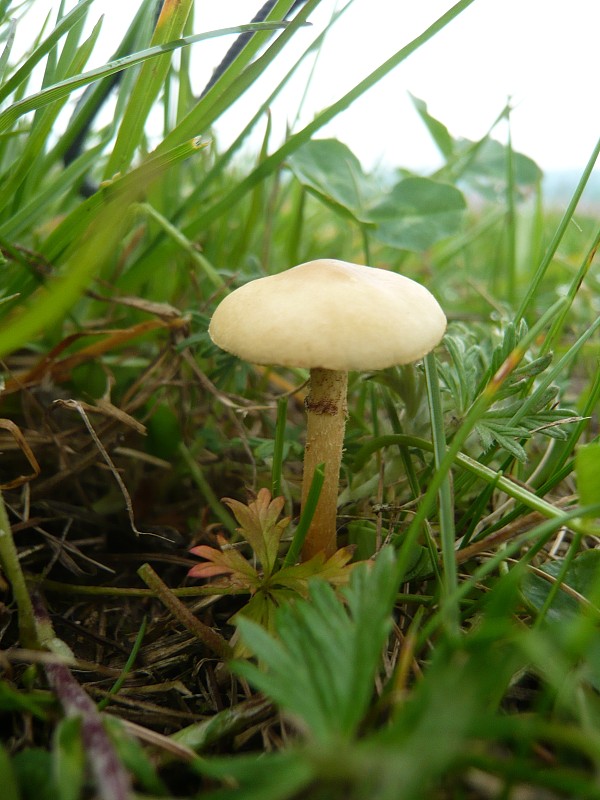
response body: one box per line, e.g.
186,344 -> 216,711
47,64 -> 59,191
208,259 -> 446,372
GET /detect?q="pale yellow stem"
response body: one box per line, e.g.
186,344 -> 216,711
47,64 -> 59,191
301,368 -> 348,561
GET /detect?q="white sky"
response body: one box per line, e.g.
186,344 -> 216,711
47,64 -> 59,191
195,0 -> 599,174
15,0 -> 600,174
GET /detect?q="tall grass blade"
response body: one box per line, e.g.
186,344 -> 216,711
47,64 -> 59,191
103,0 -> 194,178
515,135 -> 600,322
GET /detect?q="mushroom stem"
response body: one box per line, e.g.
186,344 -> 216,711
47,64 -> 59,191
301,368 -> 348,561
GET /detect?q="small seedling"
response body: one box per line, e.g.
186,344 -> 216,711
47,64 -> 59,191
187,488 -> 355,643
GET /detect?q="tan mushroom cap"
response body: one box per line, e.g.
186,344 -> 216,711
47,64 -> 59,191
208,259 -> 446,372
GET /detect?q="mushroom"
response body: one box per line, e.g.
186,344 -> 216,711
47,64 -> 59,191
208,259 -> 446,561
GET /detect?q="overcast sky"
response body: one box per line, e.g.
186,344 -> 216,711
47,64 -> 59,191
193,0 -> 599,174
19,0 -> 600,174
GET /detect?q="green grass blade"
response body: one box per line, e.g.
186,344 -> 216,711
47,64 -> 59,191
97,616 -> 147,711
395,298 -> 568,578
271,397 -> 288,500
283,464 -> 325,567
515,134 -> 600,322
0,142 -> 103,239
40,137 -> 204,264
156,0 -> 314,153
103,0 -> 194,178
0,23 -> 290,133
0,18 -> 16,86
353,434 -> 568,524
509,314 -> 600,428
178,443 -> 236,535
53,0 -> 158,164
134,200 -> 224,289
542,226 -> 600,355
0,18 -> 102,214
118,0 -> 355,286
424,351 -> 458,632
0,138 -> 202,357
505,107 -> 517,305
0,0 -> 94,105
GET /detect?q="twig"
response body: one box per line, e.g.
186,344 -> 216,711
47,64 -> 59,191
137,563 -> 233,660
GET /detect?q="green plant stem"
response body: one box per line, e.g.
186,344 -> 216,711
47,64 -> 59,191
137,563 -> 232,660
283,464 -> 325,568
135,202 -> 224,289
39,578 -> 248,598
398,298 -> 566,569
97,616 -> 147,711
424,352 -> 458,632
354,434 -> 568,524
271,396 -> 288,499
0,491 -> 39,649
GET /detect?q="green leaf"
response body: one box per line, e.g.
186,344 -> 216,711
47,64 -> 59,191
287,137 -> 376,222
289,140 -> 466,251
367,176 -> 466,251
522,550 -> 600,622
234,547 -> 400,743
195,751 -> 314,800
409,93 -> 454,158
52,717 -> 85,800
12,749 -> 58,800
223,489 -> 290,577
0,681 -> 52,719
459,136 -> 542,199
0,743 -> 20,800
103,717 -> 167,796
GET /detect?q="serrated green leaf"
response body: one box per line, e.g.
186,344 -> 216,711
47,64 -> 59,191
234,548 -> 400,743
223,488 -> 290,577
